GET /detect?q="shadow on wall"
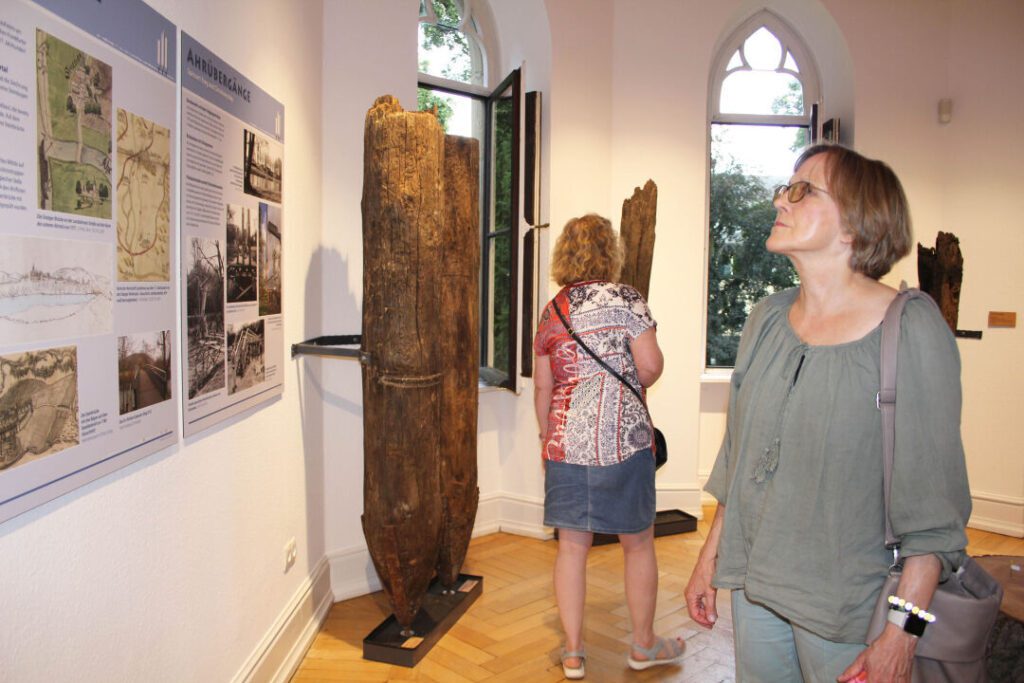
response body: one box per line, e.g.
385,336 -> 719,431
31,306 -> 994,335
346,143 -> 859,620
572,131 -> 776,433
299,246 -> 361,567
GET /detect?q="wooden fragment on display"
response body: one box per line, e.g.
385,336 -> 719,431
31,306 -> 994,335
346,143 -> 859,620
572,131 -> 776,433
619,179 -> 658,300
436,135 -> 480,589
360,95 -> 444,629
917,231 -> 964,333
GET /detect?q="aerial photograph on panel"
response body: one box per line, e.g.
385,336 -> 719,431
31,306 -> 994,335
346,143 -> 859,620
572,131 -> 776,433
36,30 -> 113,218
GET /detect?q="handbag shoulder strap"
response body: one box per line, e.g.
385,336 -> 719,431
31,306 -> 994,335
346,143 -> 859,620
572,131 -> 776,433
879,284 -> 942,549
551,293 -> 650,416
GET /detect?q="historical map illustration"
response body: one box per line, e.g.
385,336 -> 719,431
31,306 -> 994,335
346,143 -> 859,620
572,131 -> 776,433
242,128 -> 282,204
0,235 -> 113,346
258,202 -> 281,316
226,203 -> 257,303
0,346 -> 79,471
116,109 -> 171,281
227,319 -> 264,395
186,237 -> 225,399
36,30 -> 113,218
117,330 -> 171,415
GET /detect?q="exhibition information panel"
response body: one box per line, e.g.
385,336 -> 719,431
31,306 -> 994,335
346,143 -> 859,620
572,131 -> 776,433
0,0 -> 178,522
179,33 -> 284,438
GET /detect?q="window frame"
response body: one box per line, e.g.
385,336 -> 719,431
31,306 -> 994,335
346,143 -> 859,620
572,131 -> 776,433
415,70 -> 522,391
703,11 -> 821,372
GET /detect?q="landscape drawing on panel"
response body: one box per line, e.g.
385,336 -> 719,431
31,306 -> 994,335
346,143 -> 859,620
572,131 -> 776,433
36,30 -> 113,218
0,235 -> 113,345
116,109 -> 171,281
186,237 -> 225,399
0,346 -> 79,472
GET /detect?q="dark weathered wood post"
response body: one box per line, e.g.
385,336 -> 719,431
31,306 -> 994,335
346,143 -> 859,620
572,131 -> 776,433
361,96 -> 444,631
436,135 -> 480,589
918,231 -> 963,333
619,179 -> 658,299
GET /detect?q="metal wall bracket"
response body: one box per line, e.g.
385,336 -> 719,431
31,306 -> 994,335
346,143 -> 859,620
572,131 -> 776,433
291,335 -> 368,363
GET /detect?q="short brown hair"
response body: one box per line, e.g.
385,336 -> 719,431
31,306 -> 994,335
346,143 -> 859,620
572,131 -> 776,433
550,213 -> 623,286
796,143 -> 912,279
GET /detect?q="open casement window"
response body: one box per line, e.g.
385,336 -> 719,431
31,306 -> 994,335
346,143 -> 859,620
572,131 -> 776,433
417,1 -> 522,389
479,70 -> 521,388
705,12 -> 819,369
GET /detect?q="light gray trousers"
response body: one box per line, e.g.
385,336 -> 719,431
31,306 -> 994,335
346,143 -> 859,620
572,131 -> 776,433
732,590 -> 866,683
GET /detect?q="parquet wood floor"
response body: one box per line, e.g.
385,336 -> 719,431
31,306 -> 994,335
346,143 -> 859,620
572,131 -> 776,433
292,507 -> 1023,682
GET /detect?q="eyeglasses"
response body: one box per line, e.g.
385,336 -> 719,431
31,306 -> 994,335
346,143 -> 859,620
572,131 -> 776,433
773,181 -> 831,204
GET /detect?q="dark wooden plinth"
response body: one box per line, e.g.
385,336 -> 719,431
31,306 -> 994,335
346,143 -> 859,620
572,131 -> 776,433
555,509 -> 699,546
362,573 -> 483,667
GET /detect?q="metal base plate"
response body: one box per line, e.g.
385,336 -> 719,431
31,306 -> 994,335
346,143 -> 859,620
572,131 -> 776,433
362,573 -> 483,667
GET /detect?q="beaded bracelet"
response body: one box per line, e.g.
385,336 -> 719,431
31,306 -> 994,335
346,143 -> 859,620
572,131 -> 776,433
885,595 -> 936,637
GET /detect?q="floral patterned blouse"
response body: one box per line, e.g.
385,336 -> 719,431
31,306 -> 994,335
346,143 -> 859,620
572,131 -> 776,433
533,281 -> 657,466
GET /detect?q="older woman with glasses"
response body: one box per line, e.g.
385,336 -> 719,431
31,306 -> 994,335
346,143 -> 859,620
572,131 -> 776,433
684,144 -> 971,682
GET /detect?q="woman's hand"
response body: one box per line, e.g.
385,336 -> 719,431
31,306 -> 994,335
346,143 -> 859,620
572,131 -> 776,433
837,626 -> 916,682
684,505 -> 727,628
684,555 -> 719,628
838,553 -> 940,682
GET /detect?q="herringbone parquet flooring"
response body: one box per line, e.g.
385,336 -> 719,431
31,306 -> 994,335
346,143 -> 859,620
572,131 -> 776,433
292,507 -> 1023,682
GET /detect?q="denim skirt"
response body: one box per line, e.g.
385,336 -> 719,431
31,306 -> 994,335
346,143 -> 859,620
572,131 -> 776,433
543,448 -> 656,534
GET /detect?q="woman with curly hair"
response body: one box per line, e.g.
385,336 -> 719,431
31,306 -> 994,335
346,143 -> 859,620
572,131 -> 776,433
534,213 -> 682,679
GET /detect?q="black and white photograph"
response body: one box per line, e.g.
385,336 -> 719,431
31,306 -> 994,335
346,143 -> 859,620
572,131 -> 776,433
186,237 -> 225,399
0,346 -> 79,471
117,330 -> 171,415
226,319 -> 264,395
242,128 -> 282,204
258,202 -> 282,316
226,203 -> 257,303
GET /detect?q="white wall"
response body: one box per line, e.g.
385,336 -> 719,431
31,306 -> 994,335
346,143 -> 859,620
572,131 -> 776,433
941,0 -> 1024,535
0,1 -> 327,681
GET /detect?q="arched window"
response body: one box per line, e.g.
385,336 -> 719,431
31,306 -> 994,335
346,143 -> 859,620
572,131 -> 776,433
705,12 -> 820,368
419,0 -> 486,87
418,1 -> 522,389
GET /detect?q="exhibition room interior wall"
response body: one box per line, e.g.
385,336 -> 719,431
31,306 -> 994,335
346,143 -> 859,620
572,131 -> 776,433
0,0 -> 1020,681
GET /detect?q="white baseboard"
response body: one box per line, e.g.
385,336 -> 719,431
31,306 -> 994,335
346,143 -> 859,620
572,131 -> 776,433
233,556 -> 333,683
328,542 -> 382,602
969,490 -> 1024,538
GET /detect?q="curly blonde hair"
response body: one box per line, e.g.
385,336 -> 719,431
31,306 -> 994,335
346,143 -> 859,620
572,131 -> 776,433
550,214 -> 623,286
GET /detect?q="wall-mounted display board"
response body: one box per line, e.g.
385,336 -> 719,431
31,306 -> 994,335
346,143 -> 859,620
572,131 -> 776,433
0,0 -> 178,523
179,33 -> 284,437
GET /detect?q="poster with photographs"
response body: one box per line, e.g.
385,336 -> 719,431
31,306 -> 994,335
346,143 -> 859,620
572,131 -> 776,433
0,0 -> 178,523
180,34 -> 284,437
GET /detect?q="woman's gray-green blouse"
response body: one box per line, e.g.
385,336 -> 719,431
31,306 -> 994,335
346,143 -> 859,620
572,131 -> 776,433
705,288 -> 971,643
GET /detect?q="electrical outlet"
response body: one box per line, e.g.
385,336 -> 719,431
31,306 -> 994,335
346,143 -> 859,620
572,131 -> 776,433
284,538 -> 297,572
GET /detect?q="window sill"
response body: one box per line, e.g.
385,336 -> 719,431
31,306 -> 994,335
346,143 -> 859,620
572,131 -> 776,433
700,369 -> 734,384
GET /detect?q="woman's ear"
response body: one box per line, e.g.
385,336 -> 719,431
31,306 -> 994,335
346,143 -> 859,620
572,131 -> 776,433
838,226 -> 855,246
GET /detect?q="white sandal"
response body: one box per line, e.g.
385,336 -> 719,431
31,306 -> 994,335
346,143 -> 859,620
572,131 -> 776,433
627,635 -> 684,671
560,648 -> 586,679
